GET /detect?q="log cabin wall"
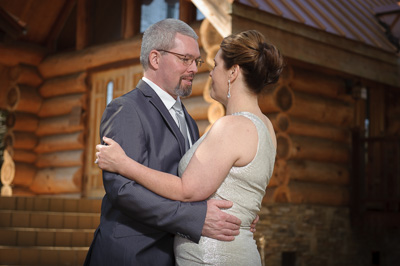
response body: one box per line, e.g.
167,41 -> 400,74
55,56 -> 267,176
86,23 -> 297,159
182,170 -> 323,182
264,64 -> 353,207
0,46 -> 44,195
30,72 -> 87,194
10,65 -> 42,194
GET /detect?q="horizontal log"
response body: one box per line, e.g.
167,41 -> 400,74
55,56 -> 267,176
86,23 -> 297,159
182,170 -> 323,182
38,94 -> 86,118
36,150 -> 83,168
271,113 -> 350,143
9,64 -> 43,87
263,185 -> 290,204
290,65 -> 352,102
39,72 -> 87,98
39,37 -> 142,78
14,162 -> 36,187
286,181 -> 349,206
13,149 -> 37,164
288,91 -> 353,127
13,131 -> 38,150
34,131 -> 84,153
277,64 -> 293,86
0,42 -> 46,66
38,20 -> 204,79
15,85 -> 42,114
36,114 -> 84,136
276,133 -> 350,163
258,85 -> 294,114
268,159 -> 289,188
30,166 -> 82,194
183,96 -> 210,121
13,112 -> 39,132
8,186 -> 35,196
288,117 -> 350,143
286,160 -> 350,186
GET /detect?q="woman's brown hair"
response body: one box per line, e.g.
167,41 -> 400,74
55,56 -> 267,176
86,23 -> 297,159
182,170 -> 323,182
220,30 -> 284,94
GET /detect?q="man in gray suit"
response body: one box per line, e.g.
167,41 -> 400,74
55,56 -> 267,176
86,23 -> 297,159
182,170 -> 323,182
84,19 -> 243,265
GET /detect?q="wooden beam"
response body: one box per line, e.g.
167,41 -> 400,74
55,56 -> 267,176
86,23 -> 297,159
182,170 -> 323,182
10,64 -> 43,87
39,72 -> 87,98
30,166 -> 82,194
0,7 -> 28,39
76,0 -> 90,50
230,6 -> 400,88
38,36 -> 142,78
192,0 -> 231,37
122,0 -> 141,38
0,42 -> 46,66
180,0 -> 197,24
46,0 -> 77,51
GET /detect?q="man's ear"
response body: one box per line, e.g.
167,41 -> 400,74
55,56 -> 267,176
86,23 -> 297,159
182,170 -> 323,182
149,50 -> 160,70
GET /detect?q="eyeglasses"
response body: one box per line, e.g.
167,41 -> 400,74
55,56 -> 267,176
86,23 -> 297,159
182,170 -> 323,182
158,50 -> 204,68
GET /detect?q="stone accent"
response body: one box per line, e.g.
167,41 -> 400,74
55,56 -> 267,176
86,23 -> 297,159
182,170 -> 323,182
255,204 -> 400,266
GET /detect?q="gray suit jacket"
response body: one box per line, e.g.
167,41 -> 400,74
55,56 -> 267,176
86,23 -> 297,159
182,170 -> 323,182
85,80 -> 207,266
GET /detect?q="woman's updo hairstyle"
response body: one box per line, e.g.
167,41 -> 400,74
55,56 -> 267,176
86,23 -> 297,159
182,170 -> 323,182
220,30 -> 284,94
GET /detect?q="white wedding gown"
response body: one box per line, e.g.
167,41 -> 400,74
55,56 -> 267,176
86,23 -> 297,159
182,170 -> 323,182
174,112 -> 276,265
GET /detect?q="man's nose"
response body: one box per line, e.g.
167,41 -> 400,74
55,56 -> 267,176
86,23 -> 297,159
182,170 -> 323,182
187,60 -> 199,73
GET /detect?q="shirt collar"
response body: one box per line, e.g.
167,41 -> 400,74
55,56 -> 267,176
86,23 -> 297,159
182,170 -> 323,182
142,77 -> 180,110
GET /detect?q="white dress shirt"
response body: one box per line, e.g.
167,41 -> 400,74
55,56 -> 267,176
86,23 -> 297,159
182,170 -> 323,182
142,77 -> 192,146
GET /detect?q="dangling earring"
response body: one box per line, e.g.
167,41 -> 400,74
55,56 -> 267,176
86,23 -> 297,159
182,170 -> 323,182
227,79 -> 231,98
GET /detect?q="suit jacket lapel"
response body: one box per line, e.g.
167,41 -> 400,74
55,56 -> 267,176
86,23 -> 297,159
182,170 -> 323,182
137,80 -> 187,155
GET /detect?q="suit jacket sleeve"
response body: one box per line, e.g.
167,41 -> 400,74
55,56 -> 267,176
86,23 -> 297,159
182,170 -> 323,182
100,91 -> 206,243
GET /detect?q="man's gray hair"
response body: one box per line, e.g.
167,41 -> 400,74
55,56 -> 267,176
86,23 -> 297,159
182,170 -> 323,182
140,19 -> 198,70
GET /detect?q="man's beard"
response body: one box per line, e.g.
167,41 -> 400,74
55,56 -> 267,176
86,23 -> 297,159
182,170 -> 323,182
174,76 -> 193,98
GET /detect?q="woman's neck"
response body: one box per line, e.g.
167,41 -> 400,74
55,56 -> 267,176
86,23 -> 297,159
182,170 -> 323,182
225,93 -> 260,116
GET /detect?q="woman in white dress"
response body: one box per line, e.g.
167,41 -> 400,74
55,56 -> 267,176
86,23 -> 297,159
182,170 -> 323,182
96,30 -> 284,265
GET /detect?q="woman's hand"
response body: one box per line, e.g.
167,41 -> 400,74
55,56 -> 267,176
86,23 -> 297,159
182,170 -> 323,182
95,137 -> 127,173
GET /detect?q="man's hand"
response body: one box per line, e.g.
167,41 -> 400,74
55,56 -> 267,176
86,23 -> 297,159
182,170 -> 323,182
250,215 -> 259,233
202,199 -> 241,241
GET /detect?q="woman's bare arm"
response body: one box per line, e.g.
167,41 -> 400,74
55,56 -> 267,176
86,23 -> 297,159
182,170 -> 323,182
96,116 -> 258,201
